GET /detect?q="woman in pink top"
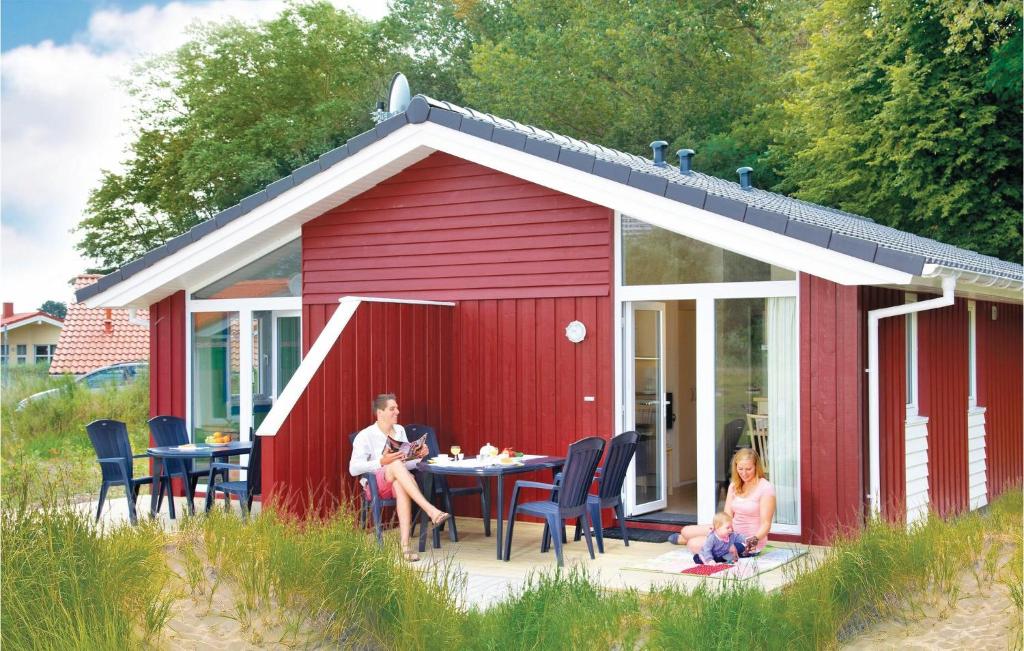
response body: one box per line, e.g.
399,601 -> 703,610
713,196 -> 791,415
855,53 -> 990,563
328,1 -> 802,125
671,448 -> 776,555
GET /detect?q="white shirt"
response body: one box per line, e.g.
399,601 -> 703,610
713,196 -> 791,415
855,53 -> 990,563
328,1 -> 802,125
349,423 -> 407,477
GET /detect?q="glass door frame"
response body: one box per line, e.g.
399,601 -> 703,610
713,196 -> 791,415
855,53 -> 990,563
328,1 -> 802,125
185,296 -> 301,479
614,211 -> 801,533
623,302 -> 668,515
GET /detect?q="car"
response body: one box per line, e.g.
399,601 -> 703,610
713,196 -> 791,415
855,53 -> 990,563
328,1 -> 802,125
16,362 -> 148,410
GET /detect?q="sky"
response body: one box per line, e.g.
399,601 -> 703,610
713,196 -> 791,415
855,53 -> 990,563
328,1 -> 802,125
1,0 -> 389,313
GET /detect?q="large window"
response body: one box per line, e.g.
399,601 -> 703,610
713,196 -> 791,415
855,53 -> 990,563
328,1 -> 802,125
622,216 -> 795,285
34,344 -> 56,366
714,297 -> 798,526
15,345 -> 27,364
192,312 -> 241,442
193,239 -> 301,300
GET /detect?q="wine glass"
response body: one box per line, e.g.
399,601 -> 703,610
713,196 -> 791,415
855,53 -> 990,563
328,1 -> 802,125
450,445 -> 462,460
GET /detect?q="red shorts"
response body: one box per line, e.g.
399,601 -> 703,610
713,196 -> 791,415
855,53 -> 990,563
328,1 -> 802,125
364,468 -> 395,500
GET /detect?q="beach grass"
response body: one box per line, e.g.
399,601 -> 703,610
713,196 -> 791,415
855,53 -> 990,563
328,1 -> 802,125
0,474 -> 174,650
1,365 -> 151,504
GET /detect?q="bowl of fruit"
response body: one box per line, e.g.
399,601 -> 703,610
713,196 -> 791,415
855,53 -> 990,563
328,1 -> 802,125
203,431 -> 232,446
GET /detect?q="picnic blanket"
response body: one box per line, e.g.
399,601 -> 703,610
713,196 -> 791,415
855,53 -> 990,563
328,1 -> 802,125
624,545 -> 807,580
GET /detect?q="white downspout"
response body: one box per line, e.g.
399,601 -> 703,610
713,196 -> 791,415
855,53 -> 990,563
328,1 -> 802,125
866,275 -> 956,515
127,308 -> 149,328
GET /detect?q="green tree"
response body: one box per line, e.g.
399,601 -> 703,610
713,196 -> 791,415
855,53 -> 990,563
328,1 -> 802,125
458,0 -> 808,184
37,301 -> 66,320
776,0 -> 1021,260
76,2 -> 442,268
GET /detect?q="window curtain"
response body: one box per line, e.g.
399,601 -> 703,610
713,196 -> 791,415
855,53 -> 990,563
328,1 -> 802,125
766,297 -> 798,525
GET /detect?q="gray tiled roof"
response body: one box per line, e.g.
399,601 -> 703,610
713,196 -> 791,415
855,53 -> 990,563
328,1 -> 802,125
77,94 -> 1022,303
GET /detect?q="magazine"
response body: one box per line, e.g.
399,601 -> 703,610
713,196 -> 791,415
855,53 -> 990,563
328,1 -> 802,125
383,433 -> 428,458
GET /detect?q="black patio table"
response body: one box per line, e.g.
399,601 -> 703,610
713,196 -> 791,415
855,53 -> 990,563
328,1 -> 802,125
415,455 -> 566,560
147,441 -> 252,518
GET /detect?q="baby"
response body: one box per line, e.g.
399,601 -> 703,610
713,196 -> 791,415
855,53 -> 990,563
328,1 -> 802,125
693,512 -> 748,565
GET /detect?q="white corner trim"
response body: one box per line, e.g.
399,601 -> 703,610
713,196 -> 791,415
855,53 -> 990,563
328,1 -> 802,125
967,405 -> 988,510
255,297 -> 456,437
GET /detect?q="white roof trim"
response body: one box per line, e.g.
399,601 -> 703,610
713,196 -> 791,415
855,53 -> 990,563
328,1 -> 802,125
1,315 -> 64,331
86,120 -> 929,310
256,296 -> 456,437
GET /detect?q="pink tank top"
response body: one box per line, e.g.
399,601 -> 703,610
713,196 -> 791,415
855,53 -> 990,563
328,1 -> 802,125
728,478 -> 775,552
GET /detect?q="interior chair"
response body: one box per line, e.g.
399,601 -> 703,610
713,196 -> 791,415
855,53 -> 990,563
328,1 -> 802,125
408,423 -> 490,542
204,433 -> 262,517
571,430 -> 640,553
86,419 -> 162,525
349,430 -> 399,544
503,436 -> 605,567
719,418 -> 747,499
746,413 -> 770,476
148,415 -> 229,513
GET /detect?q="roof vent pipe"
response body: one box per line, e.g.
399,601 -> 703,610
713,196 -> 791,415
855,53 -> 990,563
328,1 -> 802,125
737,166 -> 754,190
650,141 -> 669,167
677,149 -> 694,175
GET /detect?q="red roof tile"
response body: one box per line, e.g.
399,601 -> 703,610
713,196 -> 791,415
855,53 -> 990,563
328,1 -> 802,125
1,311 -> 63,327
49,275 -> 150,375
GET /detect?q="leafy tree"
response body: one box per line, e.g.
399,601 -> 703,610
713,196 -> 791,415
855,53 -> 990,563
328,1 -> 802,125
458,0 -> 808,184
37,301 -> 67,320
76,2 -> 447,268
776,0 -> 1022,260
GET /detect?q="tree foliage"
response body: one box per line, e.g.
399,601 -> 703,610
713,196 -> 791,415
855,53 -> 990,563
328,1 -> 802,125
776,0 -> 1022,260
76,2 -> 442,268
37,301 -> 67,320
76,0 -> 1021,268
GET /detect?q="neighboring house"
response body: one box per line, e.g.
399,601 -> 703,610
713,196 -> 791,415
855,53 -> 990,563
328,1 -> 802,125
77,88 -> 1022,544
1,303 -> 63,368
50,275 -> 149,375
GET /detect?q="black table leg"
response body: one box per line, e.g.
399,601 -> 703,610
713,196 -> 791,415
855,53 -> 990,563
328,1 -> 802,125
181,460 -> 196,516
496,475 -> 504,561
149,458 -> 164,516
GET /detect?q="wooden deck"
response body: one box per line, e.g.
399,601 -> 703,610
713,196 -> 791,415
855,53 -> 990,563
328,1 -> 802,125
412,517 -> 826,609
84,497 -> 825,610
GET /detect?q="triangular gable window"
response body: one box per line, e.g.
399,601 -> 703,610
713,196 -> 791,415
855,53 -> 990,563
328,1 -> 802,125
622,215 -> 794,285
193,239 -> 301,299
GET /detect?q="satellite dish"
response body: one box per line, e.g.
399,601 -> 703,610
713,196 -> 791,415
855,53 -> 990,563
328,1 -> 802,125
388,72 -> 411,113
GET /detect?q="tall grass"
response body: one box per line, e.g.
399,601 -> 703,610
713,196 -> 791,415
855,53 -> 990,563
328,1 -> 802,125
0,473 -> 174,650
647,489 -> 1023,649
1,365 -> 150,503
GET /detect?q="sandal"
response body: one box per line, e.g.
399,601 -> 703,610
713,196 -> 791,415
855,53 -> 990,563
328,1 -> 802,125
402,548 -> 420,562
430,511 -> 450,529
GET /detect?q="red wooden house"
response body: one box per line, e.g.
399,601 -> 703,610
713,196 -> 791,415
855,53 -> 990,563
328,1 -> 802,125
78,88 -> 1022,544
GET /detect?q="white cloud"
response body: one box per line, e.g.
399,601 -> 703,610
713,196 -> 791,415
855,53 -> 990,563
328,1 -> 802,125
0,0 -> 388,311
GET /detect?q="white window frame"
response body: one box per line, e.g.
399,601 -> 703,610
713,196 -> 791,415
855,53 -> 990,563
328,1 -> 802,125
15,344 -> 27,364
614,211 -> 801,535
905,293 -> 919,417
967,301 -> 977,408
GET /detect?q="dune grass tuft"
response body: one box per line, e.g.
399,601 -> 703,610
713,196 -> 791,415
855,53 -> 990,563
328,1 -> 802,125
0,473 -> 174,650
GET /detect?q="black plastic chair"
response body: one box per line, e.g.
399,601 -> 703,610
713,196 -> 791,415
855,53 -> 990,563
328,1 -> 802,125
503,436 -> 606,567
148,415 -> 229,512
349,431 -> 399,544
204,434 -> 262,517
86,419 -> 161,525
572,430 -> 639,553
408,424 -> 490,542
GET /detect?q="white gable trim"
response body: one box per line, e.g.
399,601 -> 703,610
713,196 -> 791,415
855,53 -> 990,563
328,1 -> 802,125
85,120 -> 920,309
255,296 -> 456,437
2,315 -> 64,331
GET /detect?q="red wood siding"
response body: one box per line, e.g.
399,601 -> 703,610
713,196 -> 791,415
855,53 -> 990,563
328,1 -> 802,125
918,298 -> 969,517
976,301 -> 1023,497
302,152 -> 611,302
800,275 -> 864,544
860,287 -> 907,522
149,290 -> 187,419
272,152 -> 615,514
262,301 -> 453,514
